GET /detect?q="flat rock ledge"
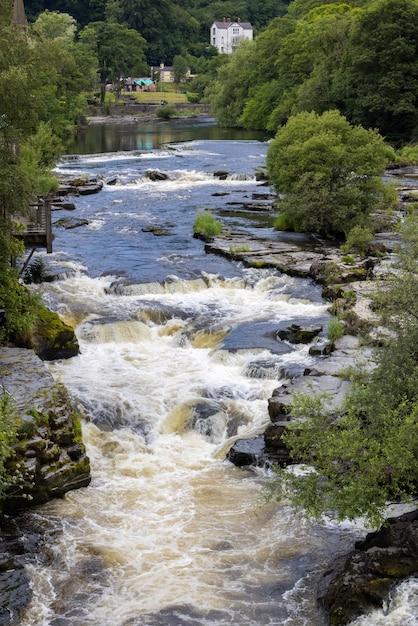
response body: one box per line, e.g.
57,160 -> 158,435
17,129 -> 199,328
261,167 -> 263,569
0,347 -> 91,625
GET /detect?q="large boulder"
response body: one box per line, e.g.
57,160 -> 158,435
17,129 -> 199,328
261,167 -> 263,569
276,323 -> 323,344
318,509 -> 418,625
31,306 -> 79,361
227,423 -> 294,468
0,348 -> 91,513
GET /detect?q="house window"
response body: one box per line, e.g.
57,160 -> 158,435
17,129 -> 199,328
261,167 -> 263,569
232,27 -> 239,34
212,37 -> 216,44
212,27 -> 216,35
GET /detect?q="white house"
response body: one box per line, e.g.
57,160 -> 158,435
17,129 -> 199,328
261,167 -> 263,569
210,19 -> 253,54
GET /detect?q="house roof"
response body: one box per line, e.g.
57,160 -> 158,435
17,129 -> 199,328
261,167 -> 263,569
124,77 -> 155,85
155,66 -> 174,73
212,21 -> 252,30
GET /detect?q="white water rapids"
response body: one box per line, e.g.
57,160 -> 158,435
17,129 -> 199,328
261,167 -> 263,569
19,269 -> 360,626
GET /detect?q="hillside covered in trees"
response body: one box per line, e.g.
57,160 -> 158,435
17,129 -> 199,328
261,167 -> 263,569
207,0 -> 418,145
23,0 -> 290,65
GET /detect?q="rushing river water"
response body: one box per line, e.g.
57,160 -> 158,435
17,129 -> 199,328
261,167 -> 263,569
18,118 -> 418,625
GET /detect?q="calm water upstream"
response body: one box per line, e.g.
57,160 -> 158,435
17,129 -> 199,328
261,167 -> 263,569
19,118 -> 418,625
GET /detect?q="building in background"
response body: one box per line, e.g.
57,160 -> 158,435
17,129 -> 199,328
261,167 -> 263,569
12,0 -> 28,27
153,63 -> 191,84
210,19 -> 253,54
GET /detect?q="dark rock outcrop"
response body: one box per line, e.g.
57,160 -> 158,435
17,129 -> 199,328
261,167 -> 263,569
141,225 -> 171,236
77,182 -> 103,195
0,558 -> 31,626
213,170 -> 229,180
0,346 -> 91,622
0,347 -> 91,513
53,217 -> 89,229
51,200 -> 76,211
57,178 -> 103,197
12,305 -> 79,361
318,509 -> 418,625
146,170 -> 169,181
276,323 -> 323,344
226,422 -> 295,468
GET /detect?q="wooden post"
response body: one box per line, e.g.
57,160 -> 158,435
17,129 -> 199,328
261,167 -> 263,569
44,197 -> 53,253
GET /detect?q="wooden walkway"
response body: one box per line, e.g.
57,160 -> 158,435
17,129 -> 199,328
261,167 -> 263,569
16,198 -> 53,253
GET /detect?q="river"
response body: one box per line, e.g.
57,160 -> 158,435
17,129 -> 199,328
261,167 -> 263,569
19,118 -> 418,626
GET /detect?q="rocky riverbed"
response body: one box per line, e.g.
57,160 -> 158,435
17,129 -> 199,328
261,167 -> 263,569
2,163 -> 417,625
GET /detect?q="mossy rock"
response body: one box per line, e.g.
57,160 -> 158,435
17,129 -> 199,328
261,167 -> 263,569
4,383 -> 91,513
32,306 -> 79,361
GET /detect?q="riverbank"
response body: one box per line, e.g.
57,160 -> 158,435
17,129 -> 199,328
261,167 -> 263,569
194,212 -> 418,624
83,102 -> 210,126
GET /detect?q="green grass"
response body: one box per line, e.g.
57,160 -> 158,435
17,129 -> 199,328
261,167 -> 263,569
327,317 -> 345,342
120,90 -> 191,104
193,213 -> 223,237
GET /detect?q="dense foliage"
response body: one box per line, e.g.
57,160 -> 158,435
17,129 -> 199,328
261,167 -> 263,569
269,215 -> 418,525
266,110 -> 391,237
0,0 -> 92,344
24,0 -> 291,65
0,394 -> 23,511
207,0 -> 418,144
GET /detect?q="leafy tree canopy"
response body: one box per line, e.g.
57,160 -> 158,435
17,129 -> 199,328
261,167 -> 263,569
334,0 -> 418,144
24,0 -> 291,65
81,20 -> 147,101
205,39 -> 258,127
266,109 -> 391,237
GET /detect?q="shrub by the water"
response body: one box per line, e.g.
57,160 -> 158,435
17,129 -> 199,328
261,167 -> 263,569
156,104 -> 177,120
0,394 -> 23,511
23,258 -> 48,284
193,213 -> 223,237
341,226 -> 374,255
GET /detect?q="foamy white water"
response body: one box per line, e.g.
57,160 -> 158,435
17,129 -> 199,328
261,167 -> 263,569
19,269 -> 362,626
350,578 -> 418,626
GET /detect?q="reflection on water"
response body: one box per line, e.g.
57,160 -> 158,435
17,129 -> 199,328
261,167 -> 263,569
66,117 -> 271,155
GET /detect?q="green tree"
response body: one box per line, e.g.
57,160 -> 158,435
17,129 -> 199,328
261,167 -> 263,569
30,11 -> 98,137
0,394 -> 22,511
0,1 -> 90,345
206,39 -> 258,127
242,4 -> 358,132
31,8 -> 77,39
172,54 -> 189,91
334,0 -> 418,144
240,15 -> 296,130
266,109 -> 390,238
82,21 -> 147,101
